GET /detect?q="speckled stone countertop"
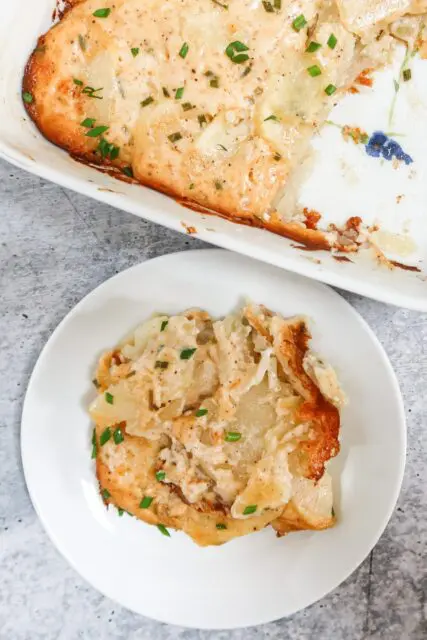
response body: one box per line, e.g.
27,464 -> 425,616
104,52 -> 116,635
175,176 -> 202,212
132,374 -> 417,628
0,157 -> 426,640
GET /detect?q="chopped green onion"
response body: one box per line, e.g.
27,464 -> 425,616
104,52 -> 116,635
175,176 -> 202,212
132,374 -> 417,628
264,114 -> 278,122
73,78 -> 83,86
179,42 -> 189,59
327,33 -> 337,49
105,391 -> 114,404
100,427 -> 112,446
175,87 -> 184,99
198,114 -> 208,127
403,68 -> 412,81
156,471 -> 166,481
113,428 -> 124,444
85,125 -> 109,138
262,1 -> 274,12
274,0 -> 281,8
155,360 -> 169,369
117,507 -> 124,516
225,431 -> 241,442
180,347 -> 196,359
331,506 -> 335,516
97,138 -> 119,160
168,132 -> 182,143
210,76 -> 220,88
307,64 -> 322,77
162,87 -> 170,97
93,8 -> 111,18
196,408 -> 208,417
82,86 -> 103,99
122,166 -> 133,178
243,504 -> 257,515
306,41 -> 321,53
101,488 -> 111,500
212,0 -> 228,7
141,96 -> 154,107
217,144 -> 227,151
157,524 -> 170,537
216,523 -> 227,530
292,14 -> 307,31
182,102 -> 194,111
22,92 -> 33,104
78,34 -> 86,51
241,64 -> 252,78
131,47 -> 140,57
160,320 -> 168,331
214,180 -> 223,190
325,84 -> 337,96
139,496 -> 154,509
92,377 -> 100,388
189,183 -> 195,189
91,428 -> 97,459
81,117 -> 96,127
273,152 -> 282,161
225,41 -> 250,64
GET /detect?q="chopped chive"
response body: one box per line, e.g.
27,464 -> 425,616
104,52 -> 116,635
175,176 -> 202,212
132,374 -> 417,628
243,504 -> 257,515
100,427 -> 112,446
81,117 -> 95,127
217,144 -> 227,151
292,14 -> 307,31
262,1 -> 274,12
78,34 -> 86,51
182,102 -> 194,111
189,183 -> 195,189
214,180 -> 223,190
160,320 -> 168,331
91,428 -> 97,459
274,0 -> 281,7
73,78 -> 83,86
85,125 -> 109,138
273,152 -> 282,160
225,41 -> 250,64
156,470 -> 166,481
93,8 -> 111,18
180,347 -> 197,359
325,84 -> 337,96
92,377 -> 100,388
327,33 -> 337,49
403,68 -> 412,81
105,391 -> 114,404
168,132 -> 182,143
96,138 -> 119,160
157,524 -> 170,537
155,360 -> 169,369
131,47 -> 140,57
212,0 -> 228,7
210,76 -> 219,88
196,408 -> 208,417
216,523 -> 227,530
306,41 -> 321,53
162,86 -> 170,97
141,96 -> 154,107
139,496 -> 154,509
82,86 -> 103,99
101,488 -> 111,500
179,42 -> 189,59
198,114 -> 207,126
22,91 -> 33,104
122,166 -> 133,178
331,506 -> 335,517
264,114 -> 278,121
175,87 -> 184,99
113,428 -> 124,444
241,64 -> 252,77
225,431 -> 241,442
307,64 -> 322,77
117,507 -> 124,516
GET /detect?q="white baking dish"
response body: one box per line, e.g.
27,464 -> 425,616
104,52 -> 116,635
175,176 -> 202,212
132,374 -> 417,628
1,1 -> 427,310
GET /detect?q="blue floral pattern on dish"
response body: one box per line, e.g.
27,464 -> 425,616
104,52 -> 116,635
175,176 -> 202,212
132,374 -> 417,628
365,131 -> 413,165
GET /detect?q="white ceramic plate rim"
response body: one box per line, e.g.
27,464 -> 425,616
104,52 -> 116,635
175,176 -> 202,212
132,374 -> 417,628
21,249 -> 407,629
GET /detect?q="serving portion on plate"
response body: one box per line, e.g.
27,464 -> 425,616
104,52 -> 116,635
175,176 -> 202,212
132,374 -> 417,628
21,250 -> 406,628
23,0 -> 427,257
90,302 -> 345,546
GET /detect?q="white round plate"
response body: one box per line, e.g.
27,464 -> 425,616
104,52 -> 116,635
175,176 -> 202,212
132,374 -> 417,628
22,249 -> 406,629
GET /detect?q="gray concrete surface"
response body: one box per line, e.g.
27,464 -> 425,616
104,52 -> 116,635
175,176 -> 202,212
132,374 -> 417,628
0,158 -> 426,639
